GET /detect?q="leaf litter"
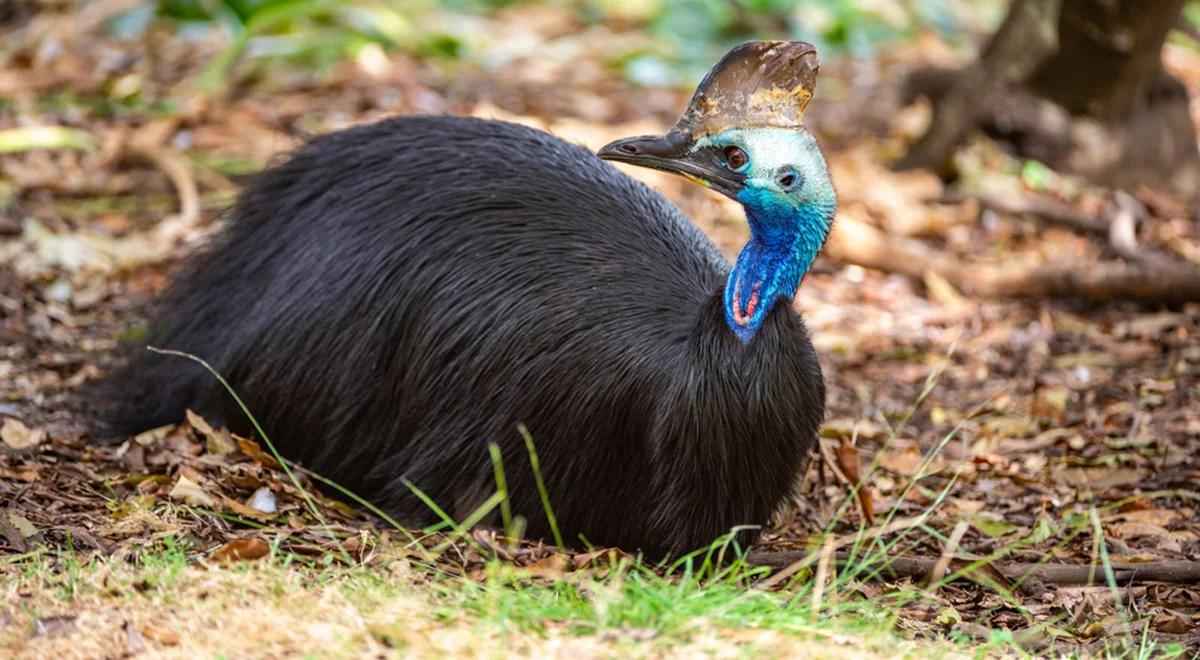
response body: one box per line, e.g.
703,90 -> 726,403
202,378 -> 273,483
0,2 -> 1198,656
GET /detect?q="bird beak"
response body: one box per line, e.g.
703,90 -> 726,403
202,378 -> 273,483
597,132 -> 742,199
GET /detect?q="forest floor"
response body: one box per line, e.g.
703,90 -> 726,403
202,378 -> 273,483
2,4 -> 1199,658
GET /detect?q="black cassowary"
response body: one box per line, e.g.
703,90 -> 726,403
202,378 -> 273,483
92,41 -> 837,558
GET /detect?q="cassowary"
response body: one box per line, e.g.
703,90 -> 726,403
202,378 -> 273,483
92,41 -> 837,558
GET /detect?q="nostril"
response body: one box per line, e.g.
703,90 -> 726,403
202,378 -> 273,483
619,144 -> 638,154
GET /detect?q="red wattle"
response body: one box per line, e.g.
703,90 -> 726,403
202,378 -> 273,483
732,278 -> 761,327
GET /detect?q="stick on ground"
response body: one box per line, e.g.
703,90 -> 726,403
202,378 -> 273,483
747,549 -> 1200,589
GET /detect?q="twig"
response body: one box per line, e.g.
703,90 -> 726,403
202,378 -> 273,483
747,550 -> 1200,587
939,190 -> 1109,235
926,520 -> 969,590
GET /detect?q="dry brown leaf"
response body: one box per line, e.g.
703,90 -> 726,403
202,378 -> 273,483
1031,386 -> 1071,423
1108,521 -> 1172,540
7,511 -> 38,539
1107,508 -> 1183,527
837,438 -> 875,524
236,435 -> 281,469
222,496 -> 278,521
213,537 -> 271,561
923,270 -> 971,311
1051,466 -> 1151,489
880,444 -> 924,477
186,409 -> 238,455
1,417 -> 46,450
31,615 -> 76,638
1153,611 -> 1195,634
140,623 -> 181,646
168,469 -> 217,507
571,548 -> 619,570
134,424 -> 174,446
526,553 -> 568,578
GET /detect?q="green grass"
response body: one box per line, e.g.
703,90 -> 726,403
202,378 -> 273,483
2,540 -> 961,658
6,533 -> 1193,658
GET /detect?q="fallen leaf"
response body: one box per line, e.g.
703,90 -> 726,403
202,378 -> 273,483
1031,386 -> 1071,423
7,512 -> 37,538
213,537 -> 270,561
1153,611 -> 1194,634
1051,466 -> 1151,489
526,553 -> 568,578
168,470 -> 216,507
571,548 -> 619,570
134,424 -> 173,446
837,438 -> 875,524
881,444 -> 925,477
219,489 -> 277,520
1107,508 -> 1183,527
923,271 -> 971,312
1,418 -> 45,450
1052,352 -> 1119,369
186,409 -> 237,455
1108,521 -> 1171,541
236,435 -> 280,469
140,623 -> 181,646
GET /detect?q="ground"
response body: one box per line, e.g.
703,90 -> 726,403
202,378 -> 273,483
1,3 -> 1198,658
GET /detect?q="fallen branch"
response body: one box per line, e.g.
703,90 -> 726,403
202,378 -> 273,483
825,214 -> 1200,304
747,549 -> 1200,587
939,190 -> 1110,235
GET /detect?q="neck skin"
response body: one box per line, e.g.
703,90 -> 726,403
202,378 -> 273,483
723,192 -> 834,343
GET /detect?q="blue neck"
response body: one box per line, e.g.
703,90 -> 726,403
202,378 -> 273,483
723,191 -> 834,342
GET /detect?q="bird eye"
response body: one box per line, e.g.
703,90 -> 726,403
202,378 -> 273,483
722,146 -> 748,170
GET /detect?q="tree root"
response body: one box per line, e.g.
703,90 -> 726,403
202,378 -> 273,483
894,0 -> 1063,172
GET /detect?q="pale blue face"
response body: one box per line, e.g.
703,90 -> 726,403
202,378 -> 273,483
695,127 -> 836,342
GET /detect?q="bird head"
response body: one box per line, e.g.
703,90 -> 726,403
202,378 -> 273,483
598,41 -> 836,343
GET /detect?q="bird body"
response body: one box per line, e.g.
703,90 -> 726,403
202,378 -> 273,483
94,42 -> 835,558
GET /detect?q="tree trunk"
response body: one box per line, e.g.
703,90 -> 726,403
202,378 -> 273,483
899,0 -> 1200,197
893,0 -> 1062,174
1028,0 -> 1187,120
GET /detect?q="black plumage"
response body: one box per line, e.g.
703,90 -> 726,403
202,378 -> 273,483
93,116 -> 825,558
